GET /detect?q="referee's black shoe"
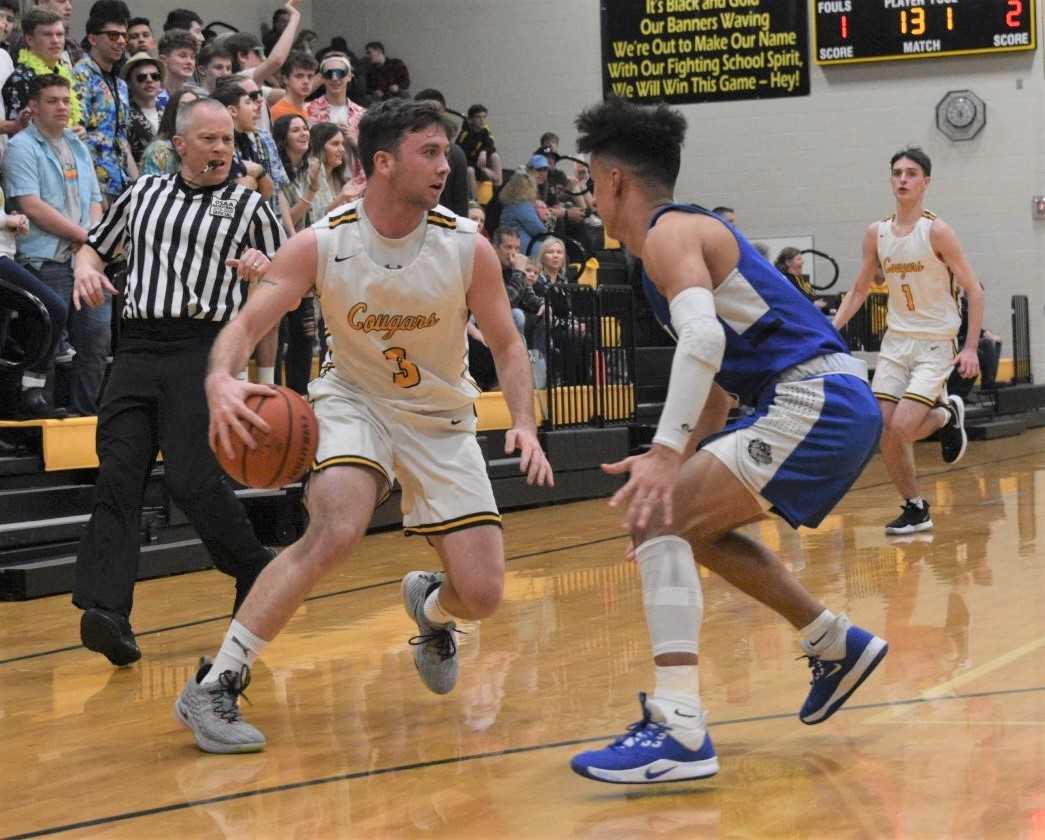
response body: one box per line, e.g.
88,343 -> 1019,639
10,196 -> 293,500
939,394 -> 967,465
80,607 -> 141,667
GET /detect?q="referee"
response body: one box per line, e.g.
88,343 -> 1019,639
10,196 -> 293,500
70,98 -> 286,667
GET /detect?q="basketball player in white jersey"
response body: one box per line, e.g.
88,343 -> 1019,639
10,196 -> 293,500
833,147 -> 983,534
174,99 -> 554,753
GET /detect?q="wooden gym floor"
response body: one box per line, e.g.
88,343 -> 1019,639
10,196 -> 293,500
2,430 -> 1045,839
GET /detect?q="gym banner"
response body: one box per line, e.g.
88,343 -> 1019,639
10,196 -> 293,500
601,0 -> 810,104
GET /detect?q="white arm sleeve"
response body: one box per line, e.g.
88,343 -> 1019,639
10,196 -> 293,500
652,286 -> 726,453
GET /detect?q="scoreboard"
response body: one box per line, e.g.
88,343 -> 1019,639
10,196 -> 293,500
814,0 -> 1036,65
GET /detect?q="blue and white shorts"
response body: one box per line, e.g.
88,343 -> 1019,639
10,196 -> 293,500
701,356 -> 881,529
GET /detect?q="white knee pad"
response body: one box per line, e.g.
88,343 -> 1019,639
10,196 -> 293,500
635,535 -> 703,657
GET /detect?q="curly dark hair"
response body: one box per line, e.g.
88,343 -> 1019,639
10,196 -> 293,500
575,97 -> 686,191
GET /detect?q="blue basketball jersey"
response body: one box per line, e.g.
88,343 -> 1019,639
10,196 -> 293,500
641,204 -> 849,404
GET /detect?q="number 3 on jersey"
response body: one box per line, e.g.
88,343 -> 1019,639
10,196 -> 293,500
383,347 -> 421,388
900,283 -> 916,312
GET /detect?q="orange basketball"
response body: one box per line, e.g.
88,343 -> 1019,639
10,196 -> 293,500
218,386 -> 319,489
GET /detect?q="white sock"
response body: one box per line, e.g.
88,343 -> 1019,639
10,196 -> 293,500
21,374 -> 45,389
423,586 -> 458,626
257,366 -> 275,385
235,370 -> 248,381
201,619 -> 269,684
908,496 -> 925,509
647,665 -> 705,747
799,609 -> 848,659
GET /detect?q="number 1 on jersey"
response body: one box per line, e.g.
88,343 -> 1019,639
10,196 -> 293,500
383,347 -> 421,388
900,283 -> 916,311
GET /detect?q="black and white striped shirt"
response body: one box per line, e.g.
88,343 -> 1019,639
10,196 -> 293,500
87,174 -> 286,322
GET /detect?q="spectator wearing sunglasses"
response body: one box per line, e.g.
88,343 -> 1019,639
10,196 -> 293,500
74,1 -> 135,202
306,53 -> 365,142
122,51 -> 163,165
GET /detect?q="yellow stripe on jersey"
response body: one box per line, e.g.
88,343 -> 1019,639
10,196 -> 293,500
874,392 -> 900,404
403,511 -> 502,536
922,209 -> 938,220
329,210 -> 360,229
426,211 -> 457,230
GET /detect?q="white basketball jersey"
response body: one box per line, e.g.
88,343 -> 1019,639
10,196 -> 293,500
877,212 -> 960,339
313,201 -> 480,413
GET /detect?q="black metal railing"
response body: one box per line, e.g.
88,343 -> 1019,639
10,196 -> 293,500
540,284 -> 636,429
838,291 -> 889,352
1012,294 -> 1032,383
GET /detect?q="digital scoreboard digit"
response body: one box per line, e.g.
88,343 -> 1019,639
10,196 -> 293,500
814,0 -> 1036,65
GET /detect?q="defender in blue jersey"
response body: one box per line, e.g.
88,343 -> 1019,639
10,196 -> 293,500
568,99 -> 888,785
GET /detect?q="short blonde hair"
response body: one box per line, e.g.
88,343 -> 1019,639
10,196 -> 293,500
537,236 -> 566,272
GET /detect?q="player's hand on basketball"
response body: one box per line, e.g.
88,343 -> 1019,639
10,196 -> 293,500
505,427 -> 554,487
226,249 -> 271,285
603,444 -> 681,531
72,264 -> 117,310
955,346 -> 980,379
205,372 -> 276,459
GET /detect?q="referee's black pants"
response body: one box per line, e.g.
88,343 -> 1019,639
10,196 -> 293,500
72,320 -> 271,620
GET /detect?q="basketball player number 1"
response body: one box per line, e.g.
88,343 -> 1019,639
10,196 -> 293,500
900,283 -> 916,311
383,347 -> 421,387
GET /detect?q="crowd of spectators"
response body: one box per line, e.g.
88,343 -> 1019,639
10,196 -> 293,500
0,0 -> 617,418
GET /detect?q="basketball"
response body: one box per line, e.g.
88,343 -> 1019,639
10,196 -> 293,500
217,386 -> 319,489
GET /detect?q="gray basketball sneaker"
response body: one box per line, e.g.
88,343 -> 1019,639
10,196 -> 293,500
174,657 -> 266,754
402,571 -> 460,695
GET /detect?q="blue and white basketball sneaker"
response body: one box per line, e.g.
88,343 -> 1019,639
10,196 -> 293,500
799,624 -> 888,725
570,693 -> 719,784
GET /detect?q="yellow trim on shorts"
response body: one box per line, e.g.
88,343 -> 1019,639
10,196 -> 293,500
874,392 -> 900,404
311,455 -> 392,503
902,392 -> 937,407
403,511 -> 502,537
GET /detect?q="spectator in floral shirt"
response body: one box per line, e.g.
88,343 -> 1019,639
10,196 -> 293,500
34,0 -> 83,67
306,53 -> 365,141
122,51 -> 163,165
74,1 -> 135,202
3,9 -> 83,131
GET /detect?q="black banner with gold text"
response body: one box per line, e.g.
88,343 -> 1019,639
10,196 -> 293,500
601,0 -> 810,104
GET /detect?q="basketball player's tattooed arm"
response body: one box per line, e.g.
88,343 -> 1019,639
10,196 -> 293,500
832,223 -> 880,332
207,230 -> 317,458
931,220 -> 983,379
468,237 -> 554,488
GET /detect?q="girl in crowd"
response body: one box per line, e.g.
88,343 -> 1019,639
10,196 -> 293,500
498,171 -> 545,253
272,113 -> 320,393
139,87 -> 201,176
308,121 -> 361,214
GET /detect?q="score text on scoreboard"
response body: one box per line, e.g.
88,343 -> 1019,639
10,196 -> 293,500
814,0 -> 1036,65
